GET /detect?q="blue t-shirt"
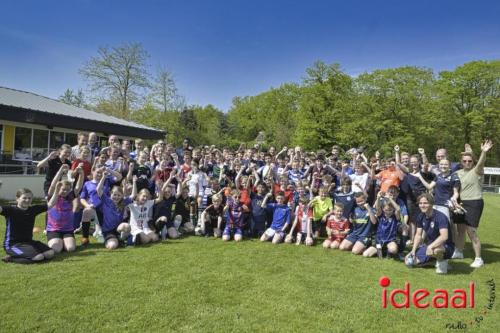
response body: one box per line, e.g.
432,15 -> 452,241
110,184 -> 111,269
250,193 -> 267,221
416,209 -> 454,247
80,180 -> 111,208
99,196 -> 133,233
433,173 -> 460,206
351,206 -> 373,236
266,203 -> 291,230
380,198 -> 408,218
376,214 -> 399,244
334,191 -> 355,218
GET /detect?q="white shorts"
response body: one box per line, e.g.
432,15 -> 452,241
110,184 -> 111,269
264,228 -> 284,239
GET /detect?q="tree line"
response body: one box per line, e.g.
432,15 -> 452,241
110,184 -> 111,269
60,43 -> 500,165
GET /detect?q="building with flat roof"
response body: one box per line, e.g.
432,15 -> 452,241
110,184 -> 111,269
0,86 -> 165,163
0,86 -> 165,199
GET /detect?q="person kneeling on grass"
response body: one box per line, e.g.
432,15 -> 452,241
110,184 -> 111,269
363,191 -> 400,259
201,194 -> 225,238
339,192 -> 376,255
323,203 -> 351,250
1,188 -> 55,264
260,192 -> 291,244
405,193 -> 455,274
222,190 -> 248,242
285,194 -> 313,246
128,177 -> 160,245
46,164 -> 84,253
96,171 -> 132,250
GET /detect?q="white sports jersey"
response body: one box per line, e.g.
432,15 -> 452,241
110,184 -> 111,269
128,200 -> 154,236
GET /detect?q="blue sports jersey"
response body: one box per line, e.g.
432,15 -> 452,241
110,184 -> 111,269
416,209 -> 454,248
351,206 -> 373,236
433,173 -> 461,206
251,193 -> 267,221
266,203 -> 291,230
80,179 -> 111,208
99,196 -> 133,233
226,201 -> 245,228
334,191 -> 355,218
376,215 -> 399,244
288,169 -> 305,185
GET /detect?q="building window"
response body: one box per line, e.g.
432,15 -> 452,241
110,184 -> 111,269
32,129 -> 49,160
65,133 -> 77,146
0,124 -> 3,153
50,131 -> 64,150
14,127 -> 33,160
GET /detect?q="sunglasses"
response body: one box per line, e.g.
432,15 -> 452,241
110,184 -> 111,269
462,160 -> 473,163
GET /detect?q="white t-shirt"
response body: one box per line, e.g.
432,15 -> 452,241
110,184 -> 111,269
128,200 -> 154,236
187,171 -> 208,197
349,173 -> 369,193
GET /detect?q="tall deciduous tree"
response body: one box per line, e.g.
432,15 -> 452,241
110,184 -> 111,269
59,89 -> 86,108
79,42 -> 150,119
150,67 -> 185,112
436,60 -> 500,162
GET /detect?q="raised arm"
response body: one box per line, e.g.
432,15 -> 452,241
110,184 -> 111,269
37,150 -> 59,169
73,166 -> 85,196
475,140 -> 493,175
47,183 -> 63,208
48,164 -> 69,197
96,170 -> 109,198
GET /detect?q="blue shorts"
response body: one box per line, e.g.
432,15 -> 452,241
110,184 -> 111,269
415,243 -> 454,264
223,225 -> 242,236
345,230 -> 371,246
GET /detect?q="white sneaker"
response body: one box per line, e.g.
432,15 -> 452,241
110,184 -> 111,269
451,250 -> 464,259
436,260 -> 448,274
470,257 -> 484,268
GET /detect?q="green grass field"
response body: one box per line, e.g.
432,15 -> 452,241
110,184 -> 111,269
1,195 -> 499,333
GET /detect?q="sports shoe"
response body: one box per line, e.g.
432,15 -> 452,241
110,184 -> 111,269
81,237 -> 89,246
435,260 -> 448,274
451,250 -> 464,259
1,255 -> 12,263
470,257 -> 484,268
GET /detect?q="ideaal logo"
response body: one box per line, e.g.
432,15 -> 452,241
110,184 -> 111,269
379,276 -> 475,309
378,277 -> 496,330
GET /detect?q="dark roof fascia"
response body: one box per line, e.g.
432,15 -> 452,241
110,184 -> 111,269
0,104 -> 165,140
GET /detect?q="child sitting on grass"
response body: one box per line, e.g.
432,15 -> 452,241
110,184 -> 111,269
323,203 -> 351,249
1,188 -> 55,264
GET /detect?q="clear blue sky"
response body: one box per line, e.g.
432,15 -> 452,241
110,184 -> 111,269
1,0 -> 499,111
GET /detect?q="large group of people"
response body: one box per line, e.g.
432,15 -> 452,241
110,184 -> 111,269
0,130 -> 494,274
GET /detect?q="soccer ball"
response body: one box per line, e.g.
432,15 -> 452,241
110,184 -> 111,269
194,226 -> 203,236
405,254 -> 414,267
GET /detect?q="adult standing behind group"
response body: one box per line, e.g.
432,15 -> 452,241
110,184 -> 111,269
452,140 -> 493,268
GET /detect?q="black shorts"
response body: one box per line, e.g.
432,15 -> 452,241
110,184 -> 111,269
462,199 -> 484,228
103,230 -> 120,241
46,231 -> 75,241
5,241 -> 51,259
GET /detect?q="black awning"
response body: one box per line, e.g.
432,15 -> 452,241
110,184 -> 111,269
0,105 -> 166,140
